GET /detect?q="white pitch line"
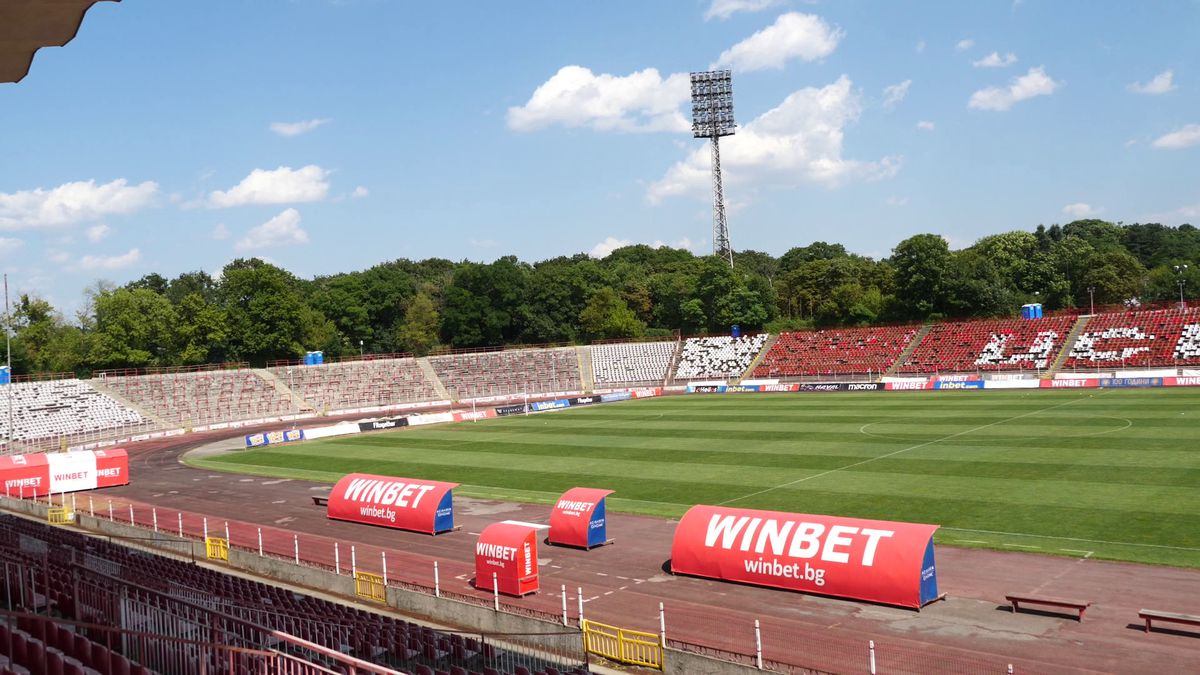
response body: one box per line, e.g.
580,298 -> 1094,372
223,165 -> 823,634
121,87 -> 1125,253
955,539 -> 987,544
720,395 -> 1094,505
942,526 -> 1200,552
1061,549 -> 1094,558
1003,543 -> 1040,550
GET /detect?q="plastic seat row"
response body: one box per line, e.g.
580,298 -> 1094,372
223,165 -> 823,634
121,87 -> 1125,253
429,348 -> 582,400
899,316 -> 1077,373
590,341 -> 675,385
1064,308 -> 1200,368
754,326 -> 917,377
674,335 -> 769,380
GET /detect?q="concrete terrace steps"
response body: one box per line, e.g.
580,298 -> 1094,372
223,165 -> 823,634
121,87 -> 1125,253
575,345 -> 594,393
739,332 -> 779,383
885,324 -> 934,377
415,357 -> 452,401
255,368 -> 316,415
1042,314 -> 1092,379
87,378 -> 171,429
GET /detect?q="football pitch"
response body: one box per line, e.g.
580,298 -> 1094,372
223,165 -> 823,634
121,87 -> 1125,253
189,389 -> 1200,568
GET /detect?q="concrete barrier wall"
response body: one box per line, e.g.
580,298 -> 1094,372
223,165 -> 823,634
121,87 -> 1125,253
2,498 -> 778,674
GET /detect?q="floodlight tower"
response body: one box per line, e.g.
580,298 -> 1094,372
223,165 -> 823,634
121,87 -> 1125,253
690,70 -> 736,267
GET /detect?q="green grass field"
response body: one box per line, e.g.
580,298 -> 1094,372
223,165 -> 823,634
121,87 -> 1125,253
188,389 -> 1200,568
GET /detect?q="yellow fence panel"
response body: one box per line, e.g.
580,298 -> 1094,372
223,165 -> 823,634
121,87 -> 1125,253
47,507 -> 74,526
205,537 -> 229,561
582,620 -> 663,670
354,572 -> 386,603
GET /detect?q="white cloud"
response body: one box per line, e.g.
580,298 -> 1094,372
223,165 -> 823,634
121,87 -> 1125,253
85,223 -> 111,243
973,51 -> 1018,68
1123,138 -> 1138,149
0,238 -> 22,256
1152,124 -> 1200,149
589,236 -> 632,258
1147,203 -> 1200,224
650,237 -> 697,251
235,208 -> 309,251
1128,70 -> 1175,95
955,38 -> 975,51
351,186 -> 369,199
704,0 -> 781,21
212,223 -> 230,240
80,248 -> 141,271
590,236 -> 696,258
714,12 -> 843,72
46,249 -> 70,264
1062,202 -> 1102,218
882,79 -> 911,110
507,66 -> 690,133
915,40 -> 926,54
470,238 -> 498,249
648,76 -> 901,203
0,178 -> 157,230
916,120 -> 936,131
269,118 -> 331,137
968,66 -> 1060,111
209,165 -> 330,207
886,196 -> 909,206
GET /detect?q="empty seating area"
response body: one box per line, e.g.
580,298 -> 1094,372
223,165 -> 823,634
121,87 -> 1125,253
753,326 -> 918,377
673,334 -> 769,380
590,341 -> 676,385
95,368 -> 298,428
898,316 -> 1077,374
1064,308 -> 1200,368
0,515 -> 587,675
0,379 -> 148,445
268,358 -> 440,413
430,348 -> 582,400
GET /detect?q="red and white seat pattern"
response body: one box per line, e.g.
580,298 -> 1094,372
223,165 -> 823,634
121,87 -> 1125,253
899,316 -> 1077,373
754,326 -> 918,377
1064,308 -> 1200,368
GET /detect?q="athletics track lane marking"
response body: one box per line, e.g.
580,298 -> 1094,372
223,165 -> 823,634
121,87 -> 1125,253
718,394 -> 1097,506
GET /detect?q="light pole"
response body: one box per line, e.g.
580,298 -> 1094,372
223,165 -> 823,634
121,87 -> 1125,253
1175,265 -> 1188,308
1087,286 -> 1095,316
359,339 -> 364,357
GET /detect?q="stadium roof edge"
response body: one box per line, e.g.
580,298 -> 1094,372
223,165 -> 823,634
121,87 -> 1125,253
0,0 -> 119,84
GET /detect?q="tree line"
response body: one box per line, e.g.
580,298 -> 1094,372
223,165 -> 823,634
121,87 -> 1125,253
7,219 -> 1199,375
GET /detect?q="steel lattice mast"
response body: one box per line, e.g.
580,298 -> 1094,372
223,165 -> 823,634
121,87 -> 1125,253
690,70 -> 736,267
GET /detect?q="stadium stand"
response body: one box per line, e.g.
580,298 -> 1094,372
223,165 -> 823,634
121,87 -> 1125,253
897,316 -> 1078,374
1063,308 -> 1200,368
0,514 -> 588,675
0,379 -> 148,446
95,366 -> 300,428
590,340 -> 676,385
268,356 -> 440,413
673,334 -> 769,380
429,348 -> 582,400
753,326 -> 919,377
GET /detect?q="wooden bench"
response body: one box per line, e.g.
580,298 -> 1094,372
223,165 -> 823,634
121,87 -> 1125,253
1139,609 -> 1200,634
1005,594 -> 1091,621
311,496 -> 328,506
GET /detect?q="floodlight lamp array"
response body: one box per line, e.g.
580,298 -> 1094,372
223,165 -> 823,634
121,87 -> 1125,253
690,70 -> 735,138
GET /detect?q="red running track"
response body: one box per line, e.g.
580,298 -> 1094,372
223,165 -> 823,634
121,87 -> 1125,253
50,423 -> 1200,675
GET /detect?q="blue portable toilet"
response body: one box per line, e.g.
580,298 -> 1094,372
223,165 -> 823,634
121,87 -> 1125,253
731,325 -> 741,338
0,366 -> 9,385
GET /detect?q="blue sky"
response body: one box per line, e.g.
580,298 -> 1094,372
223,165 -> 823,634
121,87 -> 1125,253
1,0 -> 1197,313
